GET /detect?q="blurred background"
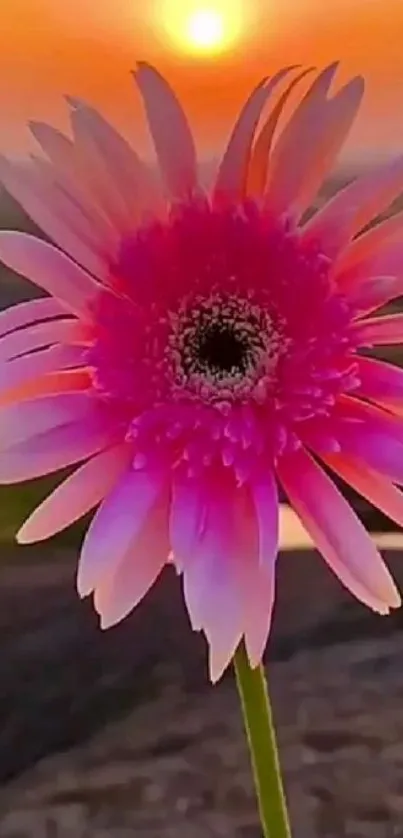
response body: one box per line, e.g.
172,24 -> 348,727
1,1 -> 403,836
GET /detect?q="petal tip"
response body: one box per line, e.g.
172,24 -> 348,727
65,95 -> 85,111
133,61 -> 157,81
16,525 -> 34,545
76,572 -> 92,599
98,609 -> 120,630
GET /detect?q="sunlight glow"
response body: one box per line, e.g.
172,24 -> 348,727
186,9 -> 224,50
158,1 -> 243,56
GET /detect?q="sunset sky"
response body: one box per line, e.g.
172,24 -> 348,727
1,0 -> 403,164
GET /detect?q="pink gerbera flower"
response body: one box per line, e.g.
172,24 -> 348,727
1,62 -> 403,681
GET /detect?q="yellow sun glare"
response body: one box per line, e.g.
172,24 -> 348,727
186,9 -> 224,50
159,1 -> 242,56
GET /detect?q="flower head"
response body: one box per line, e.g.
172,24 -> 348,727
0,62 -> 403,680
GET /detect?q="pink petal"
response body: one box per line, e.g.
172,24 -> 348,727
247,68 -> 314,198
93,488 -> 170,628
323,452 -> 403,529
0,155 -> 108,277
265,65 -> 364,218
0,369 -> 91,407
337,393 -> 403,439
302,200 -> 359,261
0,414 -> 116,483
355,356 -> 403,406
0,233 -> 100,317
321,401 -> 403,496
18,442 -> 134,543
252,472 -> 279,569
0,344 -> 85,399
66,100 -> 145,233
338,240 -> 403,293
346,276 -> 403,317
353,313 -> 403,346
0,318 -> 86,362
169,473 -> 207,572
308,155 -> 403,250
29,121 -> 122,245
338,209 -> 403,272
234,485 -> 276,668
30,152 -> 117,257
77,466 -> 166,598
53,106 -> 164,225
243,564 -> 276,668
134,62 -> 198,201
213,67 -> 295,207
0,298 -> 68,339
0,392 -> 98,450
277,447 -> 400,612
182,485 -> 243,682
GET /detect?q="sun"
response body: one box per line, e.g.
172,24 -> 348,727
158,1 -> 243,56
186,9 -> 224,51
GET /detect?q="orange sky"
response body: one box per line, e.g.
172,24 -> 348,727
1,0 -> 403,162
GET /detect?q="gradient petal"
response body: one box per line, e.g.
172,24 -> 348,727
346,276 -> 403,317
214,67 -> 295,207
278,447 -> 400,612
337,240 -> 403,293
234,485 -> 277,668
169,473 -> 207,572
0,369 -> 91,408
323,451 -> 403,529
0,297 -> 68,338
31,117 -> 163,229
252,472 -> 279,570
0,416 -> 115,483
18,442 -> 134,543
265,65 -> 364,218
67,99 -> 154,233
134,62 -> 198,201
338,209 -> 403,271
77,466 -> 166,597
353,313 -> 403,346
355,356 -> 403,406
30,152 -> 117,256
0,392 -> 98,450
0,233 -> 100,317
94,488 -> 170,628
29,121 -> 118,239
0,155 -> 108,277
182,485 -> 243,682
332,397 -> 403,482
247,68 -> 314,198
306,155 -> 403,248
243,563 -> 276,668
0,344 -> 85,399
0,318 -> 86,362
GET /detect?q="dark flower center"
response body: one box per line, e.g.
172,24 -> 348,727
166,293 -> 284,403
195,321 -> 249,376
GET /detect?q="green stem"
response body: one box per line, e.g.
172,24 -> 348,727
233,642 -> 292,838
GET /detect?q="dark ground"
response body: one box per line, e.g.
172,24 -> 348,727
1,183 -> 403,837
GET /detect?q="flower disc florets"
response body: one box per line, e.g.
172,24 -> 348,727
86,199 -> 357,483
